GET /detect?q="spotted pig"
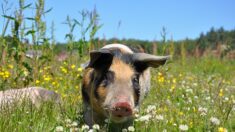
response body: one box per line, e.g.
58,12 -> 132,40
82,44 -> 169,127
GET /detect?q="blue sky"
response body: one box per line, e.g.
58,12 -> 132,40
1,0 -> 235,42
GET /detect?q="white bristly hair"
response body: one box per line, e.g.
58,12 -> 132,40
101,44 -> 134,54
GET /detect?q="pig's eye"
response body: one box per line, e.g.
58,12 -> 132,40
100,71 -> 114,87
132,74 -> 140,85
132,74 -> 140,106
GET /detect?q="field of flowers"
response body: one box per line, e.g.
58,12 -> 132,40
0,56 -> 234,132
0,0 -> 235,131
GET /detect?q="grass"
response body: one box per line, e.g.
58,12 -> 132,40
0,57 -> 234,132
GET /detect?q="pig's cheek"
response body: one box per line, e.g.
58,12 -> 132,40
97,86 -> 108,102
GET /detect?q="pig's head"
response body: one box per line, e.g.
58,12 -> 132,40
83,48 -> 169,123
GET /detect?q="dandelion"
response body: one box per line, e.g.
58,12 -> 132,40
170,85 -> 176,91
36,80 -> 40,84
55,126 -> 63,132
210,117 -> 220,125
71,64 -> 76,69
219,89 -> 224,97
158,76 -> 165,83
78,67 -> 83,72
189,121 -> 193,128
179,111 -> 184,116
218,127 -> 227,132
60,66 -> 68,73
43,75 -> 51,81
8,64 -> 14,69
179,124 -> 188,131
128,126 -> 135,131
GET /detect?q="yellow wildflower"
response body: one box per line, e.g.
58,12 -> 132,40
36,80 -> 40,84
219,89 -> 224,97
0,71 -> 4,76
78,67 -> 83,72
8,64 -> 14,69
172,78 -> 176,83
43,75 -> 51,81
158,76 -> 165,83
218,127 -> 227,132
170,85 -> 176,91
190,121 -> 193,128
23,70 -> 29,76
60,66 -> 68,73
158,72 -> 162,76
179,111 -> 184,116
71,64 -> 76,69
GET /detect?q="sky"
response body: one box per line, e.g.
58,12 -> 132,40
1,0 -> 235,42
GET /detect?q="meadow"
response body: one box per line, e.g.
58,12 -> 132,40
0,56 -> 234,132
0,0 -> 235,131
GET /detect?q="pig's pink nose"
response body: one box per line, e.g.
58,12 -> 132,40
111,102 -> 132,117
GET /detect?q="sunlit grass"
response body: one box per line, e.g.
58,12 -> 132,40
0,57 -> 234,131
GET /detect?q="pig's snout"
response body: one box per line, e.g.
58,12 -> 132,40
111,102 -> 132,117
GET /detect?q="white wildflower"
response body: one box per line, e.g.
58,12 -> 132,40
88,129 -> 94,132
122,128 -> 128,132
210,117 -> 220,125
92,124 -> 100,130
135,114 -> 152,122
205,96 -> 211,100
55,126 -> 64,132
146,105 -> 156,114
193,83 -> 198,86
198,107 -> 208,116
71,121 -> 78,127
179,124 -> 189,131
104,119 -> 109,123
223,97 -> 229,102
65,119 -> 72,124
186,88 -> 193,93
70,127 -> 79,132
162,129 -> 167,132
155,114 -> 164,121
128,126 -> 135,131
81,124 -> 89,131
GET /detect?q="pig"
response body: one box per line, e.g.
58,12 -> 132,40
82,44 -> 169,128
0,87 -> 61,110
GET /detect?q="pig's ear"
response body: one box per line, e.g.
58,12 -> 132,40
88,49 -> 113,70
132,53 -> 170,72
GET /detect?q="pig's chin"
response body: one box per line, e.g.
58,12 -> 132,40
103,111 -> 133,123
110,115 -> 131,123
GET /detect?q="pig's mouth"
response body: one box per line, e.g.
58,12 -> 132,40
104,102 -> 134,123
